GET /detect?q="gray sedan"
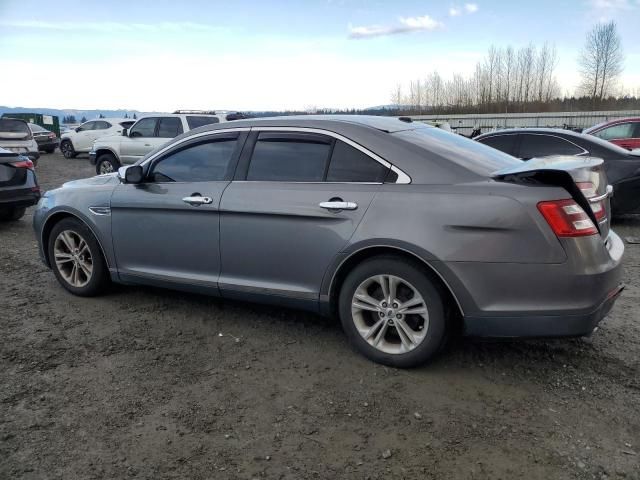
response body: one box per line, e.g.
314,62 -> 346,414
33,116 -> 624,367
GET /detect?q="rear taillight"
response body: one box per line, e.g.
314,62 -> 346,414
10,159 -> 34,171
576,182 -> 605,221
48,132 -> 56,139
537,199 -> 598,237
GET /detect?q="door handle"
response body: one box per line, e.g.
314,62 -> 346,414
182,195 -> 213,206
319,201 -> 358,211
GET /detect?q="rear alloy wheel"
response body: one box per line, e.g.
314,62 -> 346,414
48,218 -> 109,296
339,256 -> 447,368
0,207 -> 26,221
60,140 -> 76,159
96,153 -> 120,175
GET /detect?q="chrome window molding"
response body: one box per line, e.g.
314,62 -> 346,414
140,126 -> 412,184
519,133 -> 590,157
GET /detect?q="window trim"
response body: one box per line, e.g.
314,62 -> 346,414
476,132 -> 520,156
140,126 -> 411,184
515,133 -> 589,159
145,131 -> 247,184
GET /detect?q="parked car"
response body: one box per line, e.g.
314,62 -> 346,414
584,118 -> 640,151
59,118 -> 135,159
33,116 -> 624,367
29,123 -> 59,153
89,111 -> 235,175
0,117 -> 40,165
475,128 -> 640,215
0,147 -> 40,221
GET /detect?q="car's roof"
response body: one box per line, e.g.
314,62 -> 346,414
476,127 -> 584,139
198,114 -> 422,133
87,118 -> 131,123
584,117 -> 640,133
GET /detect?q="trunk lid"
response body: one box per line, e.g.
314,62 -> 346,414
492,155 -> 612,239
0,148 -> 27,187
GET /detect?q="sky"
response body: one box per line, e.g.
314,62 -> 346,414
0,0 -> 639,111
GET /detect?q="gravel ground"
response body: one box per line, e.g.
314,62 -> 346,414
1,151 -> 639,480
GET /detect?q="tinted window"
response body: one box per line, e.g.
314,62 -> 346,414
129,118 -> 157,138
186,116 -> 220,129
247,136 -> 331,182
519,134 -> 584,159
80,121 -> 96,131
150,139 -> 237,182
327,140 -> 388,182
393,127 -> 520,176
94,121 -> 111,130
157,117 -> 184,138
594,123 -> 636,140
120,121 -> 135,129
0,119 -> 30,135
477,134 -> 518,155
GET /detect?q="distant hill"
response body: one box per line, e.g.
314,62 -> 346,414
0,106 -> 162,123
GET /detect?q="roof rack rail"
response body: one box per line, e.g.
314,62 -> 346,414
172,110 -> 217,115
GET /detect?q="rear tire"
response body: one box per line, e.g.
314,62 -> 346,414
96,153 -> 120,175
60,140 -> 77,159
338,255 -> 447,368
48,217 -> 110,296
0,207 -> 26,221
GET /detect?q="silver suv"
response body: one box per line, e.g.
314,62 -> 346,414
89,111 -> 247,174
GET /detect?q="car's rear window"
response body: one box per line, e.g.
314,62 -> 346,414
0,119 -> 30,134
393,127 -> 521,175
187,116 -> 220,129
29,123 -> 48,132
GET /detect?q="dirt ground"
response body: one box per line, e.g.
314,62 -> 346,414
1,151 -> 639,480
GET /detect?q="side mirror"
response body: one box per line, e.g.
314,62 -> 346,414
118,165 -> 144,184
75,127 -> 82,132
122,128 -> 128,137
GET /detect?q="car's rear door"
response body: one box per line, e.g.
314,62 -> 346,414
218,128 -> 390,307
110,131 -> 246,290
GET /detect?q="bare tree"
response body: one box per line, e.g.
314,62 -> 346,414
579,21 -> 624,103
390,84 -> 403,107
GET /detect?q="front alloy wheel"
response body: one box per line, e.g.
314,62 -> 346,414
60,140 -> 75,159
54,230 -> 93,288
48,217 -> 109,296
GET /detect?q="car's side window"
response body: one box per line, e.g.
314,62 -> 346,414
477,134 -> 518,155
186,116 -> 220,129
326,140 -> 388,182
149,139 -> 238,183
519,134 -> 584,159
595,123 -> 636,140
157,117 -> 184,138
79,121 -> 96,131
246,133 -> 332,182
129,118 -> 158,138
94,121 -> 111,130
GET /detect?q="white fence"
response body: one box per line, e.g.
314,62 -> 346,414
409,110 -> 640,136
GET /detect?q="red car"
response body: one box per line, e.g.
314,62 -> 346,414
584,117 -> 640,151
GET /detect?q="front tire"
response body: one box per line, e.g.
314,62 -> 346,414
96,153 -> 120,175
0,207 -> 26,221
339,256 -> 447,368
48,218 -> 110,296
60,140 -> 76,159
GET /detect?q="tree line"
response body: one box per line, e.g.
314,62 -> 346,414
388,21 -> 634,115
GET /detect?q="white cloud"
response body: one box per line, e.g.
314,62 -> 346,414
464,3 -> 479,13
349,15 -> 443,39
449,7 -> 461,16
0,20 -> 221,33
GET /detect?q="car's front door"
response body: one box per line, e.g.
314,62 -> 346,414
74,121 -> 97,151
110,131 -> 246,291
218,129 -> 390,306
119,117 -> 159,164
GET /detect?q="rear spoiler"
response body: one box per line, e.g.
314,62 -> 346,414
492,155 -> 612,232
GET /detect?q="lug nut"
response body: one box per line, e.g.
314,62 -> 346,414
393,302 -> 398,308
381,302 -> 387,308
396,314 -> 402,319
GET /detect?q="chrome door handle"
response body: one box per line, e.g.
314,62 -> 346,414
319,201 -> 358,211
182,196 -> 213,206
